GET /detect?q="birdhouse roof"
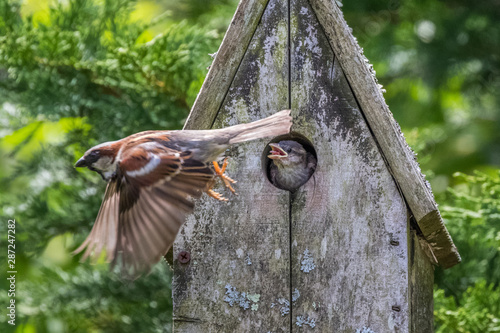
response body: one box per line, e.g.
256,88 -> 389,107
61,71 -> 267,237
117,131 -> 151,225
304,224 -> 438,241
184,0 -> 460,268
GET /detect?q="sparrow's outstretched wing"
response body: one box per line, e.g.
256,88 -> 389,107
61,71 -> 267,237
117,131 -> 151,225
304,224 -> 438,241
74,144 -> 214,276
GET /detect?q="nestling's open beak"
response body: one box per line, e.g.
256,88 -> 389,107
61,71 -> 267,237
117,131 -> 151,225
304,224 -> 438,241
75,157 -> 87,168
268,143 -> 288,160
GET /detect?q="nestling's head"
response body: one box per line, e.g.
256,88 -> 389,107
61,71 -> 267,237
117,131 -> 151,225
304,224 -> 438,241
267,140 -> 308,167
266,139 -> 317,192
75,141 -> 120,181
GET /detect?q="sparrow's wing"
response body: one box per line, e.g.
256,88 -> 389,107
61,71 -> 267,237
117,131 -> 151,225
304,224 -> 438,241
75,144 -> 214,276
116,149 -> 214,276
73,180 -> 120,263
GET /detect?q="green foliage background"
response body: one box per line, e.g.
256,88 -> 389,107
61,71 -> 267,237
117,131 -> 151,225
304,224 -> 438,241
0,0 -> 499,332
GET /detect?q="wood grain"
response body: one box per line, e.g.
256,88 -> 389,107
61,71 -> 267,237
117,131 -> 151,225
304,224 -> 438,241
309,0 -> 460,268
184,0 -> 269,131
289,0 -> 410,330
174,0 -> 449,330
409,229 -> 435,333
173,0 -> 291,331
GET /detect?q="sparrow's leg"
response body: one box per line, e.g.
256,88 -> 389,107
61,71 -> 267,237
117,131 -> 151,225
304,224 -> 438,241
207,189 -> 229,202
212,157 -> 237,195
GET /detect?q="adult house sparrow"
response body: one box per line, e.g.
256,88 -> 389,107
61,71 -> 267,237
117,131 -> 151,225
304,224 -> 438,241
74,110 -> 292,276
268,140 -> 317,192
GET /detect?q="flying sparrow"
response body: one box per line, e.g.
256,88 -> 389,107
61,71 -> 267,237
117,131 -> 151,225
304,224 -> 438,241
74,110 -> 292,276
268,140 -> 317,192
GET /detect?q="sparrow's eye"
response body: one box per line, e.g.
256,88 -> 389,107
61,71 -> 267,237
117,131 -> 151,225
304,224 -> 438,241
86,150 -> 100,163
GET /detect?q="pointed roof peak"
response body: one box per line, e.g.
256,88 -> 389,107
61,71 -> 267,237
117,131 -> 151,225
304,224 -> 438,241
185,0 -> 460,268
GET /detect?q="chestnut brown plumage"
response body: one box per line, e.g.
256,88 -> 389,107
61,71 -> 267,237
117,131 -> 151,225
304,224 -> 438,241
74,110 -> 292,276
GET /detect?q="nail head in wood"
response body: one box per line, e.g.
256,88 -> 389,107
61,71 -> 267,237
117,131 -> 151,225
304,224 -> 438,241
178,251 -> 191,264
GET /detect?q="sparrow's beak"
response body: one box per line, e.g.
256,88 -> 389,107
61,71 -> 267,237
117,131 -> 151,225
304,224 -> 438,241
268,143 -> 288,160
75,157 -> 87,168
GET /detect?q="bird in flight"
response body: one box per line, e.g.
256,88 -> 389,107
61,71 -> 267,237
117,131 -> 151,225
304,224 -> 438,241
74,110 -> 292,276
268,140 -> 317,192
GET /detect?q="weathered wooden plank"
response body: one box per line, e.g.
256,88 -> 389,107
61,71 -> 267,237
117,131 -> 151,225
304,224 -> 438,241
173,0 -> 291,331
289,0 -> 409,331
308,0 -> 460,268
409,229 -> 434,333
184,0 -> 269,130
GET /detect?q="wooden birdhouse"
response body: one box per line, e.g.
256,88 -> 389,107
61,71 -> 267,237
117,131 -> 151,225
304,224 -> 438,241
173,0 -> 460,331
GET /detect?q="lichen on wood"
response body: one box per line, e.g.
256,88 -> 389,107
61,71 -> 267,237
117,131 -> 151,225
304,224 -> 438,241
289,0 -> 409,331
174,0 -> 446,331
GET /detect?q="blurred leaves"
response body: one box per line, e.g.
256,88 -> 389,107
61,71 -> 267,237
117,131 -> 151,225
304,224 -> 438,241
0,0 -> 224,332
433,171 -> 500,332
0,263 -> 174,333
344,0 -> 500,176
0,0 -> 499,332
0,0 -> 221,140
435,281 -> 500,333
436,172 -> 500,292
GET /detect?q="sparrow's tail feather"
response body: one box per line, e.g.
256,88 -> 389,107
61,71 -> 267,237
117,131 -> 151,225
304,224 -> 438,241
224,110 -> 292,144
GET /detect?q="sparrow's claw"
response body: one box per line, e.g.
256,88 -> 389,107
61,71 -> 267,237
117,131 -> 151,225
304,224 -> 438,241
213,158 -> 228,175
207,189 -> 229,202
212,158 -> 238,195
221,174 -> 237,195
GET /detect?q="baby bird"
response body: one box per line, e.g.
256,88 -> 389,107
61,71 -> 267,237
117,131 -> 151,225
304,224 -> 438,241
268,140 -> 317,192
